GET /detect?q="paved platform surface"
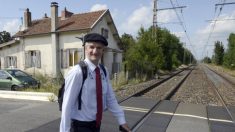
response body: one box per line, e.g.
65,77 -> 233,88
102,97 -> 235,132
1,96 -> 235,132
0,90 -> 57,101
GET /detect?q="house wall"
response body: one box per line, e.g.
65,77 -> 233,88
92,17 -> 122,75
0,43 -> 22,69
22,35 -> 53,76
59,32 -> 84,77
1,13 -> 122,78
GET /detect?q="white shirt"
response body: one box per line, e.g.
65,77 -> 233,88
60,58 -> 126,132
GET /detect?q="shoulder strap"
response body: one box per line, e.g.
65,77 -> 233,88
77,62 -> 106,110
99,64 -> 107,77
77,61 -> 87,110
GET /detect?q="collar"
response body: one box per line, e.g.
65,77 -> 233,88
84,58 -> 100,72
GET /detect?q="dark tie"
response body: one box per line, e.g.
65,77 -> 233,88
95,67 -> 103,127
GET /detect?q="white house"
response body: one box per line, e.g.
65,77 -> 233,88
0,2 -> 123,78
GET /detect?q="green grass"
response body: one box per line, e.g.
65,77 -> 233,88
21,71 -> 147,95
22,72 -> 63,96
208,64 -> 235,77
111,71 -> 146,91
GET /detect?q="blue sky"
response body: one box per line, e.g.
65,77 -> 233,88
0,0 -> 235,60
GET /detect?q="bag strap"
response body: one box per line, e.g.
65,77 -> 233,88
77,61 -> 87,110
77,62 -> 106,110
99,64 -> 107,77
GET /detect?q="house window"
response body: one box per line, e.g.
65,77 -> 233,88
112,53 -> 120,74
25,50 -> 41,68
101,28 -> 109,39
4,56 -> 17,68
61,48 -> 83,68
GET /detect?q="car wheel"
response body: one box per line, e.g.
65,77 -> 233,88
11,85 -> 19,91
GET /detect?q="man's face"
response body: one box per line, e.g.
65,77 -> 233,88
85,42 -> 105,64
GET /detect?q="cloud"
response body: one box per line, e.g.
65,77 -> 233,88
172,31 -> 185,39
119,5 -> 152,36
119,4 -> 177,36
193,11 -> 235,60
2,19 -> 21,35
90,4 -> 108,12
158,10 -> 177,23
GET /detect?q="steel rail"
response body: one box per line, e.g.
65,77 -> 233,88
203,65 -> 235,123
118,68 -> 185,103
130,66 -> 194,131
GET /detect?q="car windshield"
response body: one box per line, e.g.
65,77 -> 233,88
7,70 -> 29,77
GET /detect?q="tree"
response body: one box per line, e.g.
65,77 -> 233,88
213,41 -> 224,65
0,31 -> 12,44
202,57 -> 211,63
125,27 -> 164,79
223,33 -> 235,69
120,33 -> 136,73
123,26 -> 195,79
120,33 -> 135,61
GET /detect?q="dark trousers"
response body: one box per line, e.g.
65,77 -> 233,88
70,119 -> 100,132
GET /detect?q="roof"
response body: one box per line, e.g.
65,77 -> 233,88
14,10 -> 107,37
0,39 -> 20,48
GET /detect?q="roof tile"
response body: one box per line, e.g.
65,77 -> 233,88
14,10 -> 106,37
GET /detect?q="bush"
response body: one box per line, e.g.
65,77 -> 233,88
23,72 -> 63,96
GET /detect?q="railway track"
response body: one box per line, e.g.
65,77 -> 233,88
115,66 -> 195,131
122,64 -> 235,131
117,67 -> 187,103
203,65 -> 235,123
131,67 -> 194,131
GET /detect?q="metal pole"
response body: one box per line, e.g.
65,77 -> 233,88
183,43 -> 186,64
153,0 -> 157,40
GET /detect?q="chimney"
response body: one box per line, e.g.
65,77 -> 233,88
24,8 -> 31,29
51,2 -> 58,32
61,7 -> 73,20
43,13 -> 48,18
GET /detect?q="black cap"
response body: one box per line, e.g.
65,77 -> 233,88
84,33 -> 108,46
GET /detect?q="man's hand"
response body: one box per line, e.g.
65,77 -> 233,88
120,123 -> 131,132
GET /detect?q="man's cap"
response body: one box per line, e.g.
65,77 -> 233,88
83,33 -> 108,46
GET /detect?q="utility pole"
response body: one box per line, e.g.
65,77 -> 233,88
152,0 -> 157,42
183,42 -> 186,64
152,1 -> 186,44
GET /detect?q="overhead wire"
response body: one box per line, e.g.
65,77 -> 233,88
169,0 -> 198,60
201,0 -> 226,59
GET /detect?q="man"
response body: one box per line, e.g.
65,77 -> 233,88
60,33 -> 131,132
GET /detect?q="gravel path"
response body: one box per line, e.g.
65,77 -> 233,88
171,65 -> 222,106
115,64 -> 235,107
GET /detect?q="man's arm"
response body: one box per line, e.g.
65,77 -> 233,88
105,69 -> 131,131
60,66 -> 83,132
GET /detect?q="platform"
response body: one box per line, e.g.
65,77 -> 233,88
101,97 -> 235,132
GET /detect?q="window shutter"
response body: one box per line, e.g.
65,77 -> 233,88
101,28 -> 108,39
61,50 -> 66,68
13,56 -> 17,68
67,49 -> 70,67
78,48 -> 83,61
60,49 -> 63,68
4,57 -> 7,68
7,56 -> 10,68
74,51 -> 79,64
36,51 -> 41,68
25,51 -> 30,68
